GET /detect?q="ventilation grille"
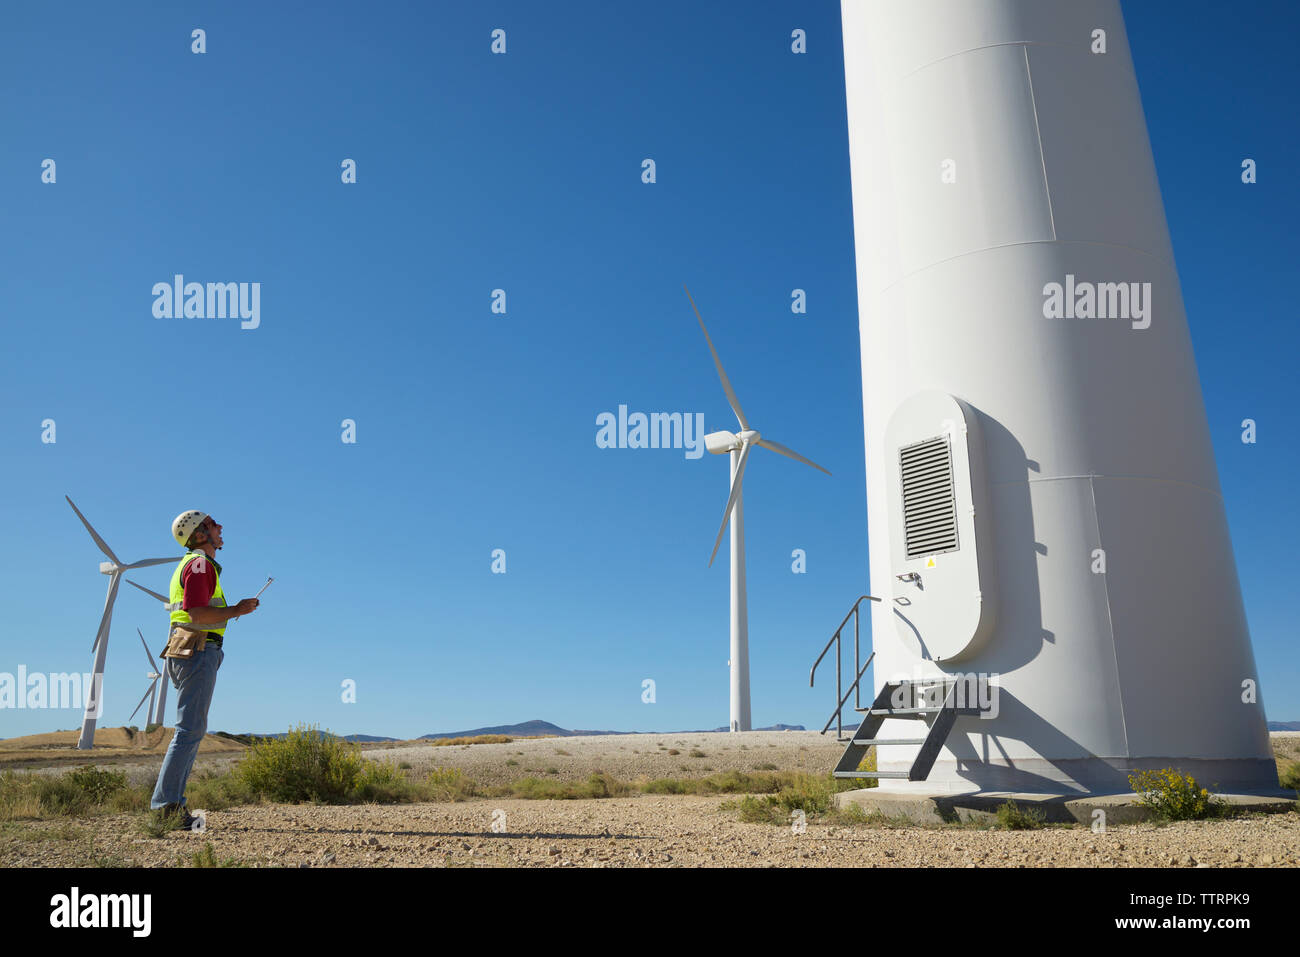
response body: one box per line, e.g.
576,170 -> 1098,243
899,436 -> 959,559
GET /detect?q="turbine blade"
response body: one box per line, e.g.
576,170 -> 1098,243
124,557 -> 178,570
756,438 -> 831,476
65,496 -> 120,565
684,285 -> 749,431
138,628 -> 159,672
709,440 -> 752,567
128,679 -> 157,724
92,574 -> 121,653
125,579 -> 169,603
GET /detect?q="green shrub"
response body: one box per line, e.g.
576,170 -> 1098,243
188,841 -> 247,867
426,767 -> 479,802
233,724 -> 367,804
642,777 -> 691,795
107,785 -> 151,814
0,766 -> 133,819
735,795 -> 782,824
184,768 -> 258,811
505,772 -> 632,800
994,798 -> 1046,830
826,802 -> 874,825
773,774 -> 837,816
190,842 -> 218,867
1128,769 -> 1225,821
353,761 -> 418,803
1278,763 -> 1300,792
64,766 -> 128,803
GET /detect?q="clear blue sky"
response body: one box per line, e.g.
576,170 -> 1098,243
1,1 -> 1295,740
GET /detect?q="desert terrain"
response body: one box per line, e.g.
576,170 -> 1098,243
2,730 -> 1297,868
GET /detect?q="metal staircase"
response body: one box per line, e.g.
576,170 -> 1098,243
811,596 -> 987,783
831,676 -> 983,781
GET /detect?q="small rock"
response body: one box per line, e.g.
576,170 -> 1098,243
321,852 -> 336,865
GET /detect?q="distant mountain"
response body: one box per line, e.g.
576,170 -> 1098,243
421,720 -> 585,740
222,731 -> 400,743
419,719 -> 806,739
1268,721 -> 1300,731
216,720 -> 811,742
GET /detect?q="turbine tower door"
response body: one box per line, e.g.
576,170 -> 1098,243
884,391 -> 997,664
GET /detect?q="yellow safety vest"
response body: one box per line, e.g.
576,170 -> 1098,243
169,550 -> 228,637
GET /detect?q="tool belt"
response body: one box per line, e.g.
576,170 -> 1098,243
163,626 -> 222,659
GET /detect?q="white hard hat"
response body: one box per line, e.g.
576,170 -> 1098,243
172,509 -> 209,548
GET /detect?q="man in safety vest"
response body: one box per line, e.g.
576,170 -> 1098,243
149,509 -> 260,827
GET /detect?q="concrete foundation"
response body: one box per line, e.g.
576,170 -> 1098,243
834,787 -> 1298,826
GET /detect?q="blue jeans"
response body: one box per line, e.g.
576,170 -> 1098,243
150,644 -> 223,810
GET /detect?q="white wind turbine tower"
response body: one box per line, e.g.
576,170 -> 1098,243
685,287 -> 831,732
127,628 -> 168,729
67,496 -> 180,750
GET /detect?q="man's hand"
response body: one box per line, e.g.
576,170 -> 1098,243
186,598 -> 259,624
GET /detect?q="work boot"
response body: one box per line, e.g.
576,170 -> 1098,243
157,803 -> 194,830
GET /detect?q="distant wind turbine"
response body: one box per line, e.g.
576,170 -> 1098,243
685,287 -> 830,732
125,580 -> 179,728
67,496 -> 180,749
127,628 -> 168,728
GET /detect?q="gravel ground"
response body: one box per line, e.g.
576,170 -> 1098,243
379,730 -> 842,784
3,731 -> 1297,868
5,795 -> 1298,869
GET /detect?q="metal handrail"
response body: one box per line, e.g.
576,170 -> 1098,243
809,594 -> 882,740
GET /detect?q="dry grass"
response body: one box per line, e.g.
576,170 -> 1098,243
429,735 -> 513,747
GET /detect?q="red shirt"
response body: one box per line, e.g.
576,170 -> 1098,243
180,557 -> 216,611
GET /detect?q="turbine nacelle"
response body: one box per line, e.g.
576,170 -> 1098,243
705,430 -> 739,455
99,562 -> 117,575
705,430 -> 764,455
